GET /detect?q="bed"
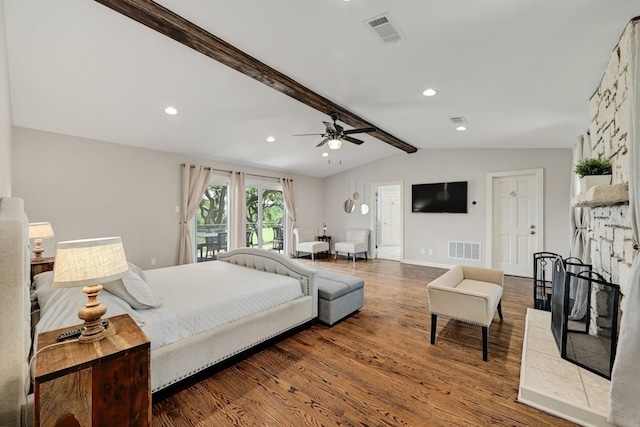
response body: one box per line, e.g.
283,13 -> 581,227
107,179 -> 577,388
0,197 -> 318,426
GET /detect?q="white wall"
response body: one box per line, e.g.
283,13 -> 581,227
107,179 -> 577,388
323,148 -> 573,269
11,127 -> 323,268
0,1 -> 12,197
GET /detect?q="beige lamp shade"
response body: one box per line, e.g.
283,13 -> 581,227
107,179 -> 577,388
53,237 -> 128,288
28,222 -> 55,240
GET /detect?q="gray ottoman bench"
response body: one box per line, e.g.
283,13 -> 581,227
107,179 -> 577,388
317,270 -> 364,325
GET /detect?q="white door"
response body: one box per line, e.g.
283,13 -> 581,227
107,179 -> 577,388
381,190 -> 401,246
490,170 -> 543,277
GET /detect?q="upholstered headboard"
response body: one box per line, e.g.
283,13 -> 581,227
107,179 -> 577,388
218,247 -> 318,318
0,197 -> 31,426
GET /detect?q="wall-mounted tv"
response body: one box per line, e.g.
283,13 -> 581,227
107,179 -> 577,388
412,181 -> 468,213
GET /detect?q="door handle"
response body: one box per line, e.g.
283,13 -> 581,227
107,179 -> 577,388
531,231 -> 536,235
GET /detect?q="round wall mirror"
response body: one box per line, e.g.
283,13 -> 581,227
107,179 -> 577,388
360,182 -> 369,215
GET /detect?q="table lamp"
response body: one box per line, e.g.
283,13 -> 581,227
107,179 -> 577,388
29,222 -> 55,260
52,237 -> 129,343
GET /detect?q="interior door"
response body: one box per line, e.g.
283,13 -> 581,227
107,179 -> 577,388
491,171 -> 542,277
380,190 -> 401,246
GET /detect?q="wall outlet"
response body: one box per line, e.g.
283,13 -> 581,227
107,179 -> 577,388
428,249 -> 433,255
421,248 -> 425,255
150,258 -> 157,266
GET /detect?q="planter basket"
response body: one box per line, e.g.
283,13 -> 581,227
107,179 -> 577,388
578,174 -> 611,193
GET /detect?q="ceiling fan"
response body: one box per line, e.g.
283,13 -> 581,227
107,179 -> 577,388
294,113 -> 376,149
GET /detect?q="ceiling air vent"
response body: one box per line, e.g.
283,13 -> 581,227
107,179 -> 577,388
450,117 -> 467,124
364,13 -> 406,44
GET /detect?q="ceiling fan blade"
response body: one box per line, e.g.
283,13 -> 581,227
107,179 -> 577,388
343,127 -> 376,135
316,138 -> 329,147
323,121 -> 336,133
334,123 -> 344,134
344,136 -> 364,145
293,133 -> 325,136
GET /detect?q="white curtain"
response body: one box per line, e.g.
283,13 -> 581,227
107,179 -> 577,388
280,178 -> 296,257
568,133 -> 591,320
178,164 -> 212,265
229,171 -> 246,250
609,19 -> 640,427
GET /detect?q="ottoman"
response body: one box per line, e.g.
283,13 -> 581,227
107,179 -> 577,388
317,270 -> 365,325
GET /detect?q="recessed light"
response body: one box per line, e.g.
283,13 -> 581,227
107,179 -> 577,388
456,126 -> 467,131
266,136 -> 276,142
422,88 -> 437,97
165,106 -> 178,115
322,152 -> 329,157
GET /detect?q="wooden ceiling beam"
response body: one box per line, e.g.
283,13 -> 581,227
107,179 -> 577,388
94,0 -> 418,154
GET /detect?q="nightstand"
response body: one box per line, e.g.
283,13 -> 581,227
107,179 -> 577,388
30,257 -> 55,282
34,314 -> 151,427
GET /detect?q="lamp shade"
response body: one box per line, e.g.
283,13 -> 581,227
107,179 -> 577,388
327,138 -> 342,150
52,237 -> 129,288
29,222 -> 55,240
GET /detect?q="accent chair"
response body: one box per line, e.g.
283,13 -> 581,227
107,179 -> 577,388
293,228 -> 329,261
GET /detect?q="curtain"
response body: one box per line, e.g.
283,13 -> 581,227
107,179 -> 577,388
568,133 -> 591,320
609,19 -> 640,427
229,171 -> 246,250
281,178 -> 296,257
178,164 -> 212,265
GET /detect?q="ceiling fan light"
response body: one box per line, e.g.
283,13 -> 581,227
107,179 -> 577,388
328,138 -> 342,150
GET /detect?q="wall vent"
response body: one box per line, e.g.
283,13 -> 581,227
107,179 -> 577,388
364,13 -> 406,44
450,117 -> 467,124
448,241 -> 481,261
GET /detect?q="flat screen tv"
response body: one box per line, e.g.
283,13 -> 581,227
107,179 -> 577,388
412,181 -> 468,213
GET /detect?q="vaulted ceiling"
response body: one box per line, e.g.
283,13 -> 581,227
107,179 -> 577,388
4,1 -> 639,177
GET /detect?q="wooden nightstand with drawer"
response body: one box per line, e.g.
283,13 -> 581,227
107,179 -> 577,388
30,257 -> 55,282
34,314 -> 151,427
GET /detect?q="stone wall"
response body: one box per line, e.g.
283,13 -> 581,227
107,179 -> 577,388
588,20 -> 636,293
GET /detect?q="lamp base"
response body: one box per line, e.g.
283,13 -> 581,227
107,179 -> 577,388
32,239 -> 44,261
77,284 -> 108,343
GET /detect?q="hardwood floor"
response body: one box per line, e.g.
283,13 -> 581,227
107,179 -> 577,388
152,259 -> 575,426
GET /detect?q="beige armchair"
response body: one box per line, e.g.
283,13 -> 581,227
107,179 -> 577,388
427,265 -> 504,361
293,228 -> 329,261
334,228 -> 370,265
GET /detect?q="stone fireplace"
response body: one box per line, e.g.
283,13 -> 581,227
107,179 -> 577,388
519,17 -> 639,426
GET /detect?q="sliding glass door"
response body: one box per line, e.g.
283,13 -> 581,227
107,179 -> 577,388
246,183 -> 285,252
195,179 -> 229,262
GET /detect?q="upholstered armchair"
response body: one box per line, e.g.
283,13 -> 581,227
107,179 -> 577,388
427,265 -> 504,361
334,229 -> 370,265
293,228 -> 329,261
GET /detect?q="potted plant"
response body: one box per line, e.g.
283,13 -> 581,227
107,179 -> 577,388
575,157 -> 612,192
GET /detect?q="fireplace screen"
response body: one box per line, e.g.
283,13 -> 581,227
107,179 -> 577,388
551,258 -> 620,380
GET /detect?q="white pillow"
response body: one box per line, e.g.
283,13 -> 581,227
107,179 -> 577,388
33,271 -> 145,332
102,267 -> 161,309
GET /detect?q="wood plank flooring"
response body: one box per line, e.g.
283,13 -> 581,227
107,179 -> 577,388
152,258 -> 576,426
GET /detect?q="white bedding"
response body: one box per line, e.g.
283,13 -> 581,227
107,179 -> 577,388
33,260 -> 304,351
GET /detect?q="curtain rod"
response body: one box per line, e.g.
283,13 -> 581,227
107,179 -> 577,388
181,164 -> 292,181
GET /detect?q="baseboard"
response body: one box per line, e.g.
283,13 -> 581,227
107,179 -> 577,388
401,259 -> 454,269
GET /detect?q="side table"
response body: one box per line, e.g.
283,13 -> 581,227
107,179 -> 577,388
31,257 -> 55,282
317,235 -> 332,258
34,313 -> 151,427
